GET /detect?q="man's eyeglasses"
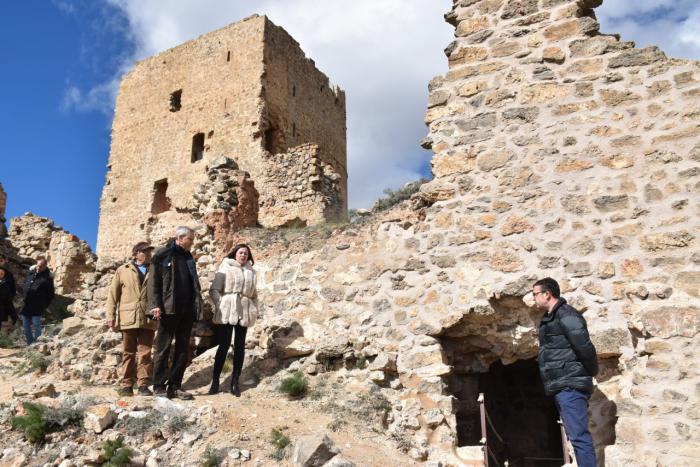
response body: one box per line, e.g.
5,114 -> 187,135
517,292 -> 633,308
532,291 -> 548,297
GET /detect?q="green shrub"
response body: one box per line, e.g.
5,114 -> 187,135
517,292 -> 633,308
200,445 -> 219,467
9,401 -> 83,443
270,427 -> 290,461
10,402 -> 48,442
356,356 -> 367,370
278,372 -> 309,399
372,178 -> 429,212
0,329 -> 20,348
14,350 -> 51,375
102,436 -> 132,467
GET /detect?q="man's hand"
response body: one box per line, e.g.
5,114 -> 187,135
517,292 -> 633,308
151,308 -> 162,320
106,320 -> 115,331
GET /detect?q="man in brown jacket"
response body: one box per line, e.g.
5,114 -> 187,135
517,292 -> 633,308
106,242 -> 158,396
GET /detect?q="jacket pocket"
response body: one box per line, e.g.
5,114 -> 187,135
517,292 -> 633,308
544,360 -> 566,379
119,303 -> 137,326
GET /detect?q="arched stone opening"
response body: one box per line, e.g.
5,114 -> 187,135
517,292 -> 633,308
436,296 -> 619,466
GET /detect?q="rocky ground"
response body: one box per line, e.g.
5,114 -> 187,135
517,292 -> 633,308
0,320 -> 420,467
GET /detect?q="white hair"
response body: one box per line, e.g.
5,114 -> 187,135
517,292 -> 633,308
175,226 -> 194,238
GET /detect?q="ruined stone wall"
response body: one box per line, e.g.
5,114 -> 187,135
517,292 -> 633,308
258,144 -> 343,227
97,15 -> 347,263
96,15 -> 266,262
417,0 -> 700,464
218,1 -> 699,465
8,214 -> 97,297
261,20 -> 348,214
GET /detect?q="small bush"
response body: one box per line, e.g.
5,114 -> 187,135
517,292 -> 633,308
11,402 -> 48,442
9,401 -> 82,443
200,445 -> 220,467
327,418 -> 348,432
270,427 -> 290,461
354,391 -> 392,424
165,414 -> 192,433
372,178 -> 429,212
102,436 -> 132,467
0,329 -> 21,348
115,410 -> 163,436
14,350 -> 51,375
278,372 -> 309,399
355,356 -> 367,370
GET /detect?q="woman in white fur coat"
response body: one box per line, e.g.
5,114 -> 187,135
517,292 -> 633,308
208,244 -> 258,396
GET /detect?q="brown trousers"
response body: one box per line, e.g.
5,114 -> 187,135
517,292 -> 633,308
120,328 -> 155,388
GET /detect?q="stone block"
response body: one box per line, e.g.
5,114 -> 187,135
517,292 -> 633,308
640,231 -> 694,251
12,382 -> 56,399
639,306 -> 700,338
292,433 -> 339,467
60,317 -> 84,336
608,46 -> 666,68
83,404 -> 116,433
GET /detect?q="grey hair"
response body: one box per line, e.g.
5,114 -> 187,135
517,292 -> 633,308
175,226 -> 194,238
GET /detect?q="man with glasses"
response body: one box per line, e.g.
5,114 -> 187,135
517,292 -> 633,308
533,277 -> 598,467
149,227 -> 203,400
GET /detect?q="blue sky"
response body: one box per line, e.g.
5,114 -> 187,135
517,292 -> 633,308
1,1 -> 698,250
1,1 -> 129,245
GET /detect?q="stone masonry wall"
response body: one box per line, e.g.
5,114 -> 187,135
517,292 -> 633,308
97,15 -> 347,263
187,1 -> 698,465
258,144 -> 343,227
262,20 -> 348,211
8,213 -> 97,297
417,0 -> 700,464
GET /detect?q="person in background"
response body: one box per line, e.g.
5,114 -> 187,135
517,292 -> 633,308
106,242 -> 158,397
208,243 -> 258,396
149,227 -> 202,400
0,265 -> 18,332
533,277 -> 598,467
20,257 -> 54,345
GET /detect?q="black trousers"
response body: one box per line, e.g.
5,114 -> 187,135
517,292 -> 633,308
212,323 -> 248,382
152,313 -> 194,390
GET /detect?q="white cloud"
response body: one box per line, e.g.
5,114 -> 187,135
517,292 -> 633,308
62,77 -> 121,114
596,0 -> 700,60
72,0 -> 452,209
73,1 -> 699,209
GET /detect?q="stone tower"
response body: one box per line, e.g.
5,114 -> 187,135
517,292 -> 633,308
97,15 -> 347,262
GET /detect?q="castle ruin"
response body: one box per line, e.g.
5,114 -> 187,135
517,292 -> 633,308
96,15 -> 347,262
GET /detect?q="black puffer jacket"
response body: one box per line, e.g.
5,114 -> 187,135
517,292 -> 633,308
148,241 -> 203,319
0,269 -> 17,323
20,268 -> 55,317
537,298 -> 598,395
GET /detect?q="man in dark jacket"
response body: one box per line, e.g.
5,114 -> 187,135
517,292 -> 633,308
0,265 -> 18,331
534,277 -> 598,467
149,226 -> 202,400
20,257 -> 55,345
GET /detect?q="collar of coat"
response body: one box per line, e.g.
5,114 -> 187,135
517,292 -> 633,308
219,258 -> 253,271
541,297 -> 567,322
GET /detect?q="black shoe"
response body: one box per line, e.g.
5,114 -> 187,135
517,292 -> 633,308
170,388 -> 194,400
137,386 -> 153,396
116,386 -> 133,397
153,387 -> 169,398
208,380 -> 220,395
230,381 -> 241,397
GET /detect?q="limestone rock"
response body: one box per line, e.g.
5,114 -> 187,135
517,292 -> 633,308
12,382 -> 56,399
60,317 -> 84,336
292,433 -> 339,467
83,404 -> 116,433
